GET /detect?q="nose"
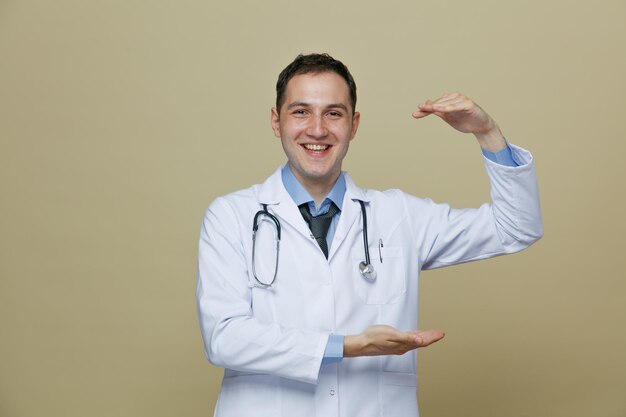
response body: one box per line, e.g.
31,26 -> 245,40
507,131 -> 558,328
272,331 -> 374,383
305,115 -> 328,139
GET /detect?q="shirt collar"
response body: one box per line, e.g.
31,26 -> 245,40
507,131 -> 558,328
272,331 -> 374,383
281,164 -> 346,211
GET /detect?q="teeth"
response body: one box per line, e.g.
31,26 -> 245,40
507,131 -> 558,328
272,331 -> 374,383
304,144 -> 328,151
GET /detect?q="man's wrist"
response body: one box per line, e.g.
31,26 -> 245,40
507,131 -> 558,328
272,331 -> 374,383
475,124 -> 506,152
481,142 -> 519,167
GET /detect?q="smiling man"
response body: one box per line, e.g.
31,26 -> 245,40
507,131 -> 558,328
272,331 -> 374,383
197,53 -> 543,417
271,71 -> 359,202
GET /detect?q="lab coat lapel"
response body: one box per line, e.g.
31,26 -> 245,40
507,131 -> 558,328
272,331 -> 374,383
328,173 -> 370,261
257,168 -> 313,239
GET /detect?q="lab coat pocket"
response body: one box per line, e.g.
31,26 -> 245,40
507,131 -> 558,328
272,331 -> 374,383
381,372 -> 418,417
351,246 -> 406,304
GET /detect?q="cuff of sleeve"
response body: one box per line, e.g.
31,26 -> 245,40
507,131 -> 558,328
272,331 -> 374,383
481,142 -> 519,167
321,334 -> 344,364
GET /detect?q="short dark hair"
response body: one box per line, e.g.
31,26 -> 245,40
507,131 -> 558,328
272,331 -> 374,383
275,53 -> 357,114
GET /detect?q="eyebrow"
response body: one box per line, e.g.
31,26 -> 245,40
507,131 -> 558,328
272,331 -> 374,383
286,102 -> 349,112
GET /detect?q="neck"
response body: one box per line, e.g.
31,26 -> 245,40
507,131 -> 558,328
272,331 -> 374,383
305,183 -> 334,207
290,166 -> 339,207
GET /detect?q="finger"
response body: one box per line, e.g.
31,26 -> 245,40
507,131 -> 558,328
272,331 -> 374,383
417,97 -> 462,113
404,332 -> 420,344
411,110 -> 432,119
431,96 -> 473,111
415,94 -> 466,116
414,330 -> 445,347
387,333 -> 423,354
436,95 -> 469,105
430,93 -> 463,106
432,103 -> 474,115
431,92 -> 458,103
421,92 -> 460,107
416,98 -> 435,109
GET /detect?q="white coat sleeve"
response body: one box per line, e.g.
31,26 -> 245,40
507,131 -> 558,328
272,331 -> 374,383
418,143 -> 544,269
196,197 -> 328,385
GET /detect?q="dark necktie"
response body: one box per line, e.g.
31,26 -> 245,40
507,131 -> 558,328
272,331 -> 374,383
298,202 -> 339,258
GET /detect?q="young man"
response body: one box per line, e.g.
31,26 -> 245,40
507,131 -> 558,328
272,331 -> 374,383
197,53 -> 543,417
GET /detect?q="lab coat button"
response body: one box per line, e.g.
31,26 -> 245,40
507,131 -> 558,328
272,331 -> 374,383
329,389 -> 335,396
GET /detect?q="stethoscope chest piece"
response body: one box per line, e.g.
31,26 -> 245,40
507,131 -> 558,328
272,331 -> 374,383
359,261 -> 377,282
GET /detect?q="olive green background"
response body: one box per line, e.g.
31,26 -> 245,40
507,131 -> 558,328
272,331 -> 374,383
1,1 -> 624,416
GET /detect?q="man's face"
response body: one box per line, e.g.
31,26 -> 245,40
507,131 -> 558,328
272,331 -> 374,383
271,72 -> 360,190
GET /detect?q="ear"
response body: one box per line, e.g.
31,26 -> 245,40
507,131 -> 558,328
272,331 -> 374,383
271,107 -> 281,138
350,111 -> 360,140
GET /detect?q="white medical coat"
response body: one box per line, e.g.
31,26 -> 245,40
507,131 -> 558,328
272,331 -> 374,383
196,144 -> 543,417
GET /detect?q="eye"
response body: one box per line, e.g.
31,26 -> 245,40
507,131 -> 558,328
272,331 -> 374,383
292,109 -> 307,116
327,110 -> 342,118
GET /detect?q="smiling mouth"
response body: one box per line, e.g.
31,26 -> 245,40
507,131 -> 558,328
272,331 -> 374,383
303,144 -> 329,151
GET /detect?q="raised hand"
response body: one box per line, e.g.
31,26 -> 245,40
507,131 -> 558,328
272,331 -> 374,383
412,92 -> 506,151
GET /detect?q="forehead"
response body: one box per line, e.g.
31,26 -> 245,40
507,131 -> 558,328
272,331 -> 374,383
283,72 -> 352,109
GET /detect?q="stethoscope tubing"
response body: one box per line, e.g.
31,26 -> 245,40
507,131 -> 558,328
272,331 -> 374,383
357,200 -> 377,282
358,200 -> 371,266
251,200 -> 375,287
252,204 -> 281,288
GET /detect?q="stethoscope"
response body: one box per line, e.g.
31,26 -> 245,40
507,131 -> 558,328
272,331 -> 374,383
251,200 -> 377,289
